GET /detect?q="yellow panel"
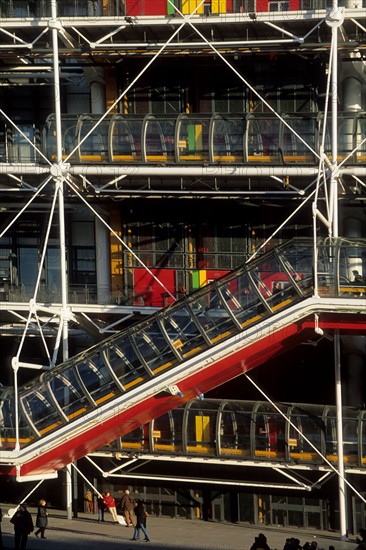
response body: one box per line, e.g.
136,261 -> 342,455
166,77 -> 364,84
195,415 -> 210,443
182,0 -> 204,15
110,208 -> 123,293
104,67 -> 118,114
195,124 -> 203,150
199,269 -> 207,287
211,0 -> 227,13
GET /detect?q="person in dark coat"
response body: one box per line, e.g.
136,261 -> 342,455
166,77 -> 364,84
131,500 -> 150,542
119,489 -> 136,527
97,494 -> 106,523
10,504 -> 34,550
250,533 -> 271,550
34,499 -> 48,539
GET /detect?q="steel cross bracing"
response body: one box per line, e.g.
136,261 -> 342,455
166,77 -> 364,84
0,7 -> 364,196
0,3 -> 363,533
0,1 -> 363,384
0,1 -> 363,348
83,453 -> 338,492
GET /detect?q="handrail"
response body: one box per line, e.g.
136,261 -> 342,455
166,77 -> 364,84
115,398 -> 365,470
37,112 -> 366,167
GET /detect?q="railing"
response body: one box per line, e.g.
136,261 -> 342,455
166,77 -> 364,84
0,112 -> 365,166
114,398 -> 366,469
0,237 -> 365,452
40,111 -> 366,166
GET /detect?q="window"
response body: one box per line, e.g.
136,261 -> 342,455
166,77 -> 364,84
269,1 -> 290,10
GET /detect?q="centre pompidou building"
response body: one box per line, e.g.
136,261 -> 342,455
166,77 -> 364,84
0,0 -> 366,535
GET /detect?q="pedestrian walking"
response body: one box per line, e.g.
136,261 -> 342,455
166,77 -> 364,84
131,500 -> 150,542
119,489 -> 136,527
34,498 -> 48,539
10,504 -> 34,550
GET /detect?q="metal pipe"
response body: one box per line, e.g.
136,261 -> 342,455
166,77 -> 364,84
50,0 -> 72,522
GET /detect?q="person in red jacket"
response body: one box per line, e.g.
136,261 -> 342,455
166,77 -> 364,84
103,492 -> 118,523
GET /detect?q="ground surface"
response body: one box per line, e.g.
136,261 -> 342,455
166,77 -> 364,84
0,507 -> 360,550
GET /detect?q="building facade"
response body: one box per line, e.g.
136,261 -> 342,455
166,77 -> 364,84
0,0 -> 365,533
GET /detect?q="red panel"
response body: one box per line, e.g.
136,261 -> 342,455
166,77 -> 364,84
125,0 -> 167,15
144,0 -> 167,15
125,0 -> 140,16
133,268 -> 176,306
206,269 -> 229,282
255,0 -> 268,10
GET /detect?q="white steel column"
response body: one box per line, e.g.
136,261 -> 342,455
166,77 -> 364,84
330,6 -> 339,239
335,330 -> 347,540
50,0 -> 72,521
327,1 -> 347,538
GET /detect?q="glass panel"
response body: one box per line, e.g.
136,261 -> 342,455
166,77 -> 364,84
343,413 -> 359,464
338,239 -> 366,297
21,389 -> 63,436
337,115 -> 355,162
356,115 -> 366,163
212,117 -> 244,161
120,426 -> 147,451
79,117 -> 109,161
278,240 -> 314,295
153,412 -> 183,452
9,125 -> 37,163
219,271 -> 267,327
288,406 -> 323,463
76,353 -> 119,406
188,286 -> 238,344
44,115 -> 78,161
282,115 -> 317,163
322,114 -> 355,163
131,319 -> 179,373
103,336 -> 148,389
247,116 -> 281,162
145,118 -> 175,162
110,117 -> 143,161
161,304 -> 208,359
186,405 -> 216,453
0,389 -> 34,449
324,413 -> 337,458
177,117 -> 210,162
253,404 -> 287,459
249,251 -> 301,313
220,407 -> 251,456
49,367 -> 92,421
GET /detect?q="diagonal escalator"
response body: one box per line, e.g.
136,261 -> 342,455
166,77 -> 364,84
1,237 -> 366,479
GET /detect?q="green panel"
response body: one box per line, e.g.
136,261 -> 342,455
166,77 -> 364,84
192,270 -> 200,289
167,1 -> 175,15
187,125 -> 195,151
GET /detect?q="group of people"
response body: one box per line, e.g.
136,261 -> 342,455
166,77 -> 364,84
8,499 -> 48,550
250,534 -> 336,550
93,489 -> 150,542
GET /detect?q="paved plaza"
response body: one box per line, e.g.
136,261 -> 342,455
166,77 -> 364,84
0,507 -> 361,550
